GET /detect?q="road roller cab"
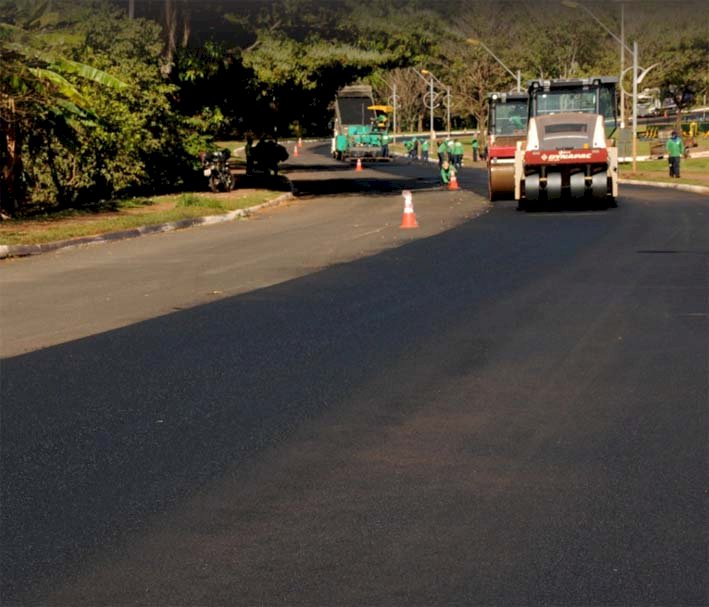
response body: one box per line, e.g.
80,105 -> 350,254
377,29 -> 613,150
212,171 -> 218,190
486,91 -> 528,201
513,77 -> 619,209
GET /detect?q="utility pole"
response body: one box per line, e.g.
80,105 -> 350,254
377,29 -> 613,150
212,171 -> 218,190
632,40 -> 638,172
619,2 -> 625,128
128,0 -> 134,19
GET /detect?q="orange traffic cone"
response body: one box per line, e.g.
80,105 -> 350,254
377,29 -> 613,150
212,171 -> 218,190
400,190 -> 419,229
298,137 -> 303,147
448,168 -> 460,190
355,158 -> 363,171
293,145 -> 299,157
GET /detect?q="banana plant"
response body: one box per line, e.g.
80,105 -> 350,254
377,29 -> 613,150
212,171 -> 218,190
0,2 -> 128,215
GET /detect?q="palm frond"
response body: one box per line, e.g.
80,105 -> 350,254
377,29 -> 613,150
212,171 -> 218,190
28,66 -> 87,105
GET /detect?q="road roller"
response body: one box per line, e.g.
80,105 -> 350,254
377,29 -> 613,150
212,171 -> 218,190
513,77 -> 619,210
486,91 -> 528,201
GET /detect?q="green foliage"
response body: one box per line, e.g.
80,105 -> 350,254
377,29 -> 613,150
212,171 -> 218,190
2,0 -> 708,216
1,0 -> 211,214
242,34 -> 394,89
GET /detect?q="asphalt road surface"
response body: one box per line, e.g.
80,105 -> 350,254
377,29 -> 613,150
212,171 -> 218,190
1,144 -> 707,606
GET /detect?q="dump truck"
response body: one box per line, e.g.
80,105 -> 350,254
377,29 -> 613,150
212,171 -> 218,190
514,77 -> 619,209
486,91 -> 528,200
332,85 -> 391,162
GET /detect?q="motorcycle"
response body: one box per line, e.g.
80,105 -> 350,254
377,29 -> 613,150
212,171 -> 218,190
200,149 -> 234,192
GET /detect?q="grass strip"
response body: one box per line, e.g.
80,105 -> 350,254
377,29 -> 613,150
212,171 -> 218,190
619,156 -> 709,188
0,191 -> 283,246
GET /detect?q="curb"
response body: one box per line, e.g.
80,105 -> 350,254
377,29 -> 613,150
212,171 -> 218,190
0,191 -> 294,260
618,179 -> 709,195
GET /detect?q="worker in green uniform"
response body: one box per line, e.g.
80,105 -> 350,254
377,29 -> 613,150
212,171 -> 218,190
437,140 -> 448,167
666,130 -> 685,178
472,138 -> 480,162
440,160 -> 454,186
421,139 -> 429,162
452,139 -> 465,171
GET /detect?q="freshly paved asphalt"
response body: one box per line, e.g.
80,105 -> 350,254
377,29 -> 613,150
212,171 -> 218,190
1,145 -> 707,606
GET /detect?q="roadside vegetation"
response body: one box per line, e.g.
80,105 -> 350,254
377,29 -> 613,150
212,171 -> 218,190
620,157 -> 709,188
1,0 -> 707,224
0,189 -> 284,245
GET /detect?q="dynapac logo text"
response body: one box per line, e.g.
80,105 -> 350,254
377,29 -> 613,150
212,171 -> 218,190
540,152 -> 594,161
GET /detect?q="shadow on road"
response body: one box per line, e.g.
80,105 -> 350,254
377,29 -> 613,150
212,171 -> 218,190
1,223 -> 489,603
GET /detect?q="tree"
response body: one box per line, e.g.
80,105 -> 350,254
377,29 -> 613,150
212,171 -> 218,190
655,34 -> 708,129
0,0 -> 128,215
371,68 -> 427,134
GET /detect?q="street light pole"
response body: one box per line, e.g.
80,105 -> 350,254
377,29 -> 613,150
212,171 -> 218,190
632,40 -> 638,172
428,76 -> 435,144
561,1 -> 638,169
423,69 -> 452,135
466,38 -> 521,92
620,2 -> 625,128
415,68 -> 451,148
393,83 -> 398,144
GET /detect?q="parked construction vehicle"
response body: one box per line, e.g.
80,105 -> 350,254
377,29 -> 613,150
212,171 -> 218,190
514,77 -> 619,209
486,91 -> 528,200
332,85 -> 391,162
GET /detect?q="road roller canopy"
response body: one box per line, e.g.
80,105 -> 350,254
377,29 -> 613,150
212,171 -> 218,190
368,105 -> 393,113
487,92 -> 529,136
527,77 -> 618,134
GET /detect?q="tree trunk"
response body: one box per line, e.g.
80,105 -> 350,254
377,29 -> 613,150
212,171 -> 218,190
0,112 -> 24,217
161,0 -> 178,77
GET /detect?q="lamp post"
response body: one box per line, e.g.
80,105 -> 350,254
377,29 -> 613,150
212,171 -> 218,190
386,82 -> 399,143
562,1 -> 630,126
561,0 -> 642,170
422,70 -> 451,136
413,68 -> 447,149
466,38 -> 521,93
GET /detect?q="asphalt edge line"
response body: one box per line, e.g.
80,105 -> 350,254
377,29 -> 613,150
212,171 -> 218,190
0,192 -> 294,260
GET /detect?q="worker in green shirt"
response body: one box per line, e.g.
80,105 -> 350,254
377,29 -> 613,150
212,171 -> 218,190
666,130 -> 685,178
452,140 -> 465,170
437,140 -> 448,167
421,139 -> 429,162
472,138 -> 480,162
440,160 -> 454,186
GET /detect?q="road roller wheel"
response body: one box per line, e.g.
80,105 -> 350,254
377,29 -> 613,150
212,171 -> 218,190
569,172 -> 585,199
546,172 -> 562,200
591,172 -> 607,199
488,178 -> 497,201
489,165 -> 514,201
525,174 -> 540,201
